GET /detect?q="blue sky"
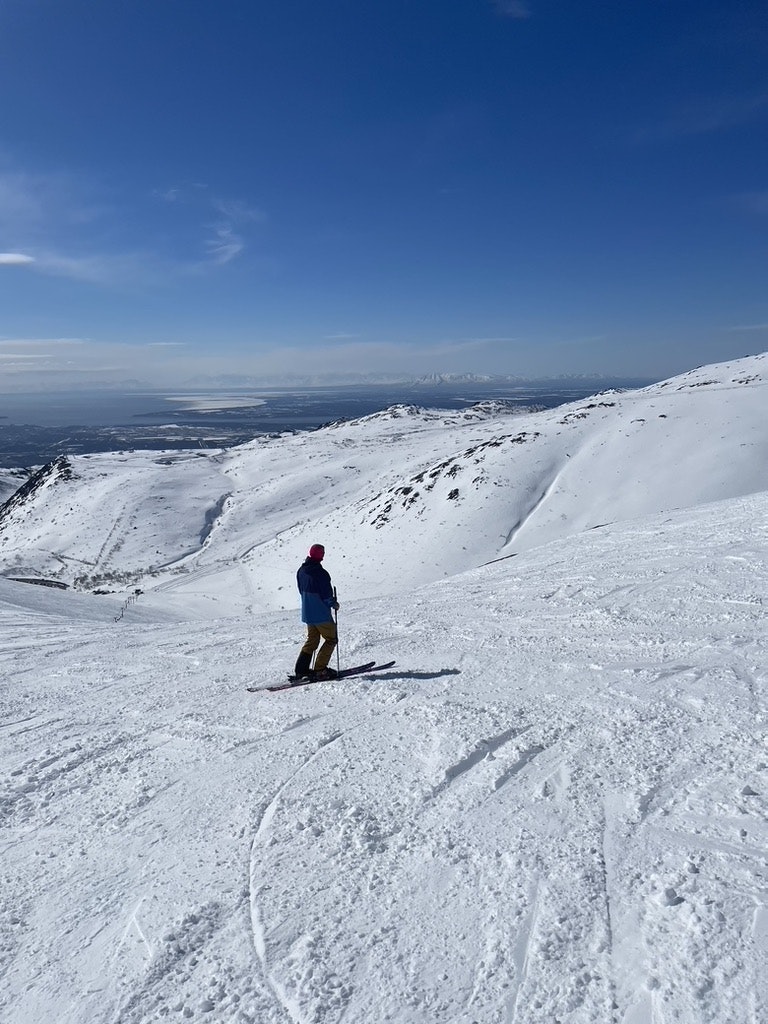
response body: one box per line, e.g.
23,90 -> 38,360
0,0 -> 767,389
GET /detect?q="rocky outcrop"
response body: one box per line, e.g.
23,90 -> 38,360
0,456 -> 74,531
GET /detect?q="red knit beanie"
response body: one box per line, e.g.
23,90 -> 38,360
308,544 -> 325,561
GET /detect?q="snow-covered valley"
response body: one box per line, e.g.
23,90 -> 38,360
1,354 -> 767,1024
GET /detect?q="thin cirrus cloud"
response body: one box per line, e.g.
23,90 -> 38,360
203,198 -> 267,266
30,249 -> 170,287
0,337 -> 88,375
0,337 -> 87,357
154,186 -> 267,269
0,169 -> 111,235
205,223 -> 245,266
0,167 -> 264,285
0,336 -> 190,383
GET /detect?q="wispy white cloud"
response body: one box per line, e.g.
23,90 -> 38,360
0,336 -> 189,388
0,169 -> 110,234
727,322 -> 768,332
204,224 -> 245,266
0,252 -> 34,265
202,198 -> 267,266
30,250 -> 164,287
0,337 -> 88,375
0,338 -> 86,347
0,164 -> 266,286
152,185 -> 267,267
212,199 -> 266,224
0,169 -> 151,285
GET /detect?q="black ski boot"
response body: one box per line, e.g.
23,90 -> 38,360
313,666 -> 338,681
293,652 -> 313,681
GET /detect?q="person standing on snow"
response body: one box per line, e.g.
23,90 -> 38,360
293,544 -> 340,681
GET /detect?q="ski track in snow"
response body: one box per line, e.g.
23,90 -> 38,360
4,500 -> 766,1023
203,497 -> 764,1022
1,356 -> 767,1024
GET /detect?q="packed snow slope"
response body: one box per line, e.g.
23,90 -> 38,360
0,353 -> 765,615
1,491 -> 766,1024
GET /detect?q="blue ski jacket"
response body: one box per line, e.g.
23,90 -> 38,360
297,558 -> 337,625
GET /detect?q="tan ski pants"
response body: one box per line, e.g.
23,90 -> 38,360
300,622 -> 338,671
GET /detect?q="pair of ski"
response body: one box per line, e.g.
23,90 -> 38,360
247,659 -> 395,693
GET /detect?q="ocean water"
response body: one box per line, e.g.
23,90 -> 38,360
0,381 -> 647,468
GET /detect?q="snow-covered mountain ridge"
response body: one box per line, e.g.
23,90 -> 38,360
1,352 -> 766,1023
0,353 -> 765,615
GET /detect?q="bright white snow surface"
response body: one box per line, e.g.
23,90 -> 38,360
1,354 -> 767,1024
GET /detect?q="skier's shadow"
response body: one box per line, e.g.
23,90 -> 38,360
363,669 -> 461,681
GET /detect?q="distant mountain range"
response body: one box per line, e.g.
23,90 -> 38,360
179,370 -> 654,389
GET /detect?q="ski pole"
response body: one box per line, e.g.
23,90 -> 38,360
333,586 -> 340,674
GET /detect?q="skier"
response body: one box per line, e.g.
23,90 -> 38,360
293,544 -> 340,681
